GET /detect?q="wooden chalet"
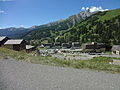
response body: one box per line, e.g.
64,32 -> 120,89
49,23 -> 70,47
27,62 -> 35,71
112,45 -> 120,55
53,42 -> 61,49
62,43 -> 71,49
4,39 -> 26,51
82,42 -> 106,53
43,43 -> 53,49
0,36 -> 9,46
71,42 -> 80,49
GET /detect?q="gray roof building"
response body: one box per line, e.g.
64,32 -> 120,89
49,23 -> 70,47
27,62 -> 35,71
112,45 -> 120,51
0,36 -> 9,46
4,39 -> 24,45
82,42 -> 106,53
71,42 -> 80,49
62,43 -> 70,49
4,39 -> 26,51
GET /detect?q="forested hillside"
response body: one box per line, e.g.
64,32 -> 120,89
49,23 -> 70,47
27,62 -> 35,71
56,9 -> 120,45
22,10 -> 92,40
23,8 -> 120,46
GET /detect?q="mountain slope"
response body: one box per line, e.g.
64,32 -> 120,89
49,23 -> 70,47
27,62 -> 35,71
22,10 -> 92,40
0,27 -> 32,38
55,8 -> 120,45
0,10 -> 91,39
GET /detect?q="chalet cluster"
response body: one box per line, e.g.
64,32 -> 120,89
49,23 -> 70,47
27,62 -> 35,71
42,42 -> 106,53
43,42 -> 80,49
0,36 -> 35,52
42,42 -> 120,55
112,45 -> 120,55
82,42 -> 106,53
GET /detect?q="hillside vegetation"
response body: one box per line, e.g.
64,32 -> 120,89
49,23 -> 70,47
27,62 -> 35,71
23,8 -> 120,46
53,9 -> 120,45
22,10 -> 92,41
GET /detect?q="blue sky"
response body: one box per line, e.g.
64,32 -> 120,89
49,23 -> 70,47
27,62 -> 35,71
0,0 -> 120,28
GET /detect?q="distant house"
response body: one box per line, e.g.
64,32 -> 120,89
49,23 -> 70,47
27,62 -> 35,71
43,43 -> 53,49
82,42 -> 106,53
71,42 -> 80,49
53,42 -> 61,49
4,39 -> 26,51
62,43 -> 70,49
26,45 -> 36,53
39,44 -> 44,48
112,45 -> 120,55
0,36 -> 9,46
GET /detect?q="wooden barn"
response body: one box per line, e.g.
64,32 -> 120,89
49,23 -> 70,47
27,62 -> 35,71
0,36 -> 9,46
71,42 -> 80,49
4,39 -> 26,51
53,42 -> 61,49
82,42 -> 106,53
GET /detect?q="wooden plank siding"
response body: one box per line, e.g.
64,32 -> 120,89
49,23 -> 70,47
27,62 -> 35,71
3,40 -> 26,51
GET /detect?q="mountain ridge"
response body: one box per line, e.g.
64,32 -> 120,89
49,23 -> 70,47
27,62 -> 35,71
0,9 -> 92,38
23,8 -> 120,46
22,10 -> 93,40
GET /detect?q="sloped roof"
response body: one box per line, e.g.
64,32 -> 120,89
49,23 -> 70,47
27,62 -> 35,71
112,45 -> 120,51
84,43 -> 104,45
26,45 -> 35,49
4,39 -> 24,45
0,36 -> 7,41
72,42 -> 79,44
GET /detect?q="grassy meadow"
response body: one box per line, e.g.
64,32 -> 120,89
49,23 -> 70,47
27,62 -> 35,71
0,47 -> 120,73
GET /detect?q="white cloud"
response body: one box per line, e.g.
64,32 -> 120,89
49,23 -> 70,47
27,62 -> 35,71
82,7 -> 85,10
0,10 -> 5,14
0,0 -> 14,1
105,9 -> 109,11
20,25 -> 24,27
81,6 -> 109,13
86,7 -> 89,10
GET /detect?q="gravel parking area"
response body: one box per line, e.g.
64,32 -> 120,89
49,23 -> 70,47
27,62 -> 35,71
0,59 -> 120,90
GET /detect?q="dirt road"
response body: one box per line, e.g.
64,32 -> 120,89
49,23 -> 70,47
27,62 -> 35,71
0,59 -> 120,90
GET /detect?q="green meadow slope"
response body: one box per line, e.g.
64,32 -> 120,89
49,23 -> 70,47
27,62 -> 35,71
56,8 -> 120,45
23,8 -> 120,46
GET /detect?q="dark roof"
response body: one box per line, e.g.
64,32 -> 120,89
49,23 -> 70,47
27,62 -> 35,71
112,45 -> 120,51
0,36 -> 7,41
84,43 -> 104,45
44,43 -> 52,45
62,43 -> 70,46
82,43 -> 105,49
43,43 -> 53,47
54,42 -> 61,46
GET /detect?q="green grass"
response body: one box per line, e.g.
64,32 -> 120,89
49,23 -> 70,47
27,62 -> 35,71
105,51 -> 112,55
0,47 -> 120,73
99,8 -> 120,21
38,47 -> 47,50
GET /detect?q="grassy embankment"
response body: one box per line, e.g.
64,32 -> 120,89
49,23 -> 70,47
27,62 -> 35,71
0,47 -> 120,73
